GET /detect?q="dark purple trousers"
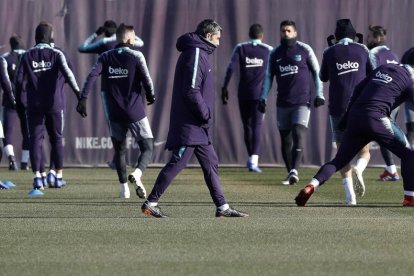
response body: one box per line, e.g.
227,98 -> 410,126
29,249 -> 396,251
3,107 -> 30,150
238,99 -> 264,156
147,144 -> 227,207
27,110 -> 64,172
314,113 -> 414,192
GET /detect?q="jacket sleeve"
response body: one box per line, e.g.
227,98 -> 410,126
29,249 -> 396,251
306,46 -> 324,99
134,36 -> 144,47
135,52 -> 154,97
56,50 -> 80,96
81,57 -> 103,99
222,44 -> 240,89
260,51 -> 275,101
182,48 -> 210,123
0,57 -> 16,104
319,49 -> 329,82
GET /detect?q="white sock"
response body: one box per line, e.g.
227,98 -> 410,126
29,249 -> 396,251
342,177 -> 355,199
49,169 -> 56,176
21,150 -> 30,163
386,165 -> 397,174
404,191 -> 414,196
120,183 -> 129,193
148,201 -> 158,207
56,172 -> 63,179
354,158 -> 368,173
41,172 -> 47,178
4,144 -> 14,157
217,203 -> 229,211
309,178 -> 320,189
34,171 -> 41,178
251,155 -> 259,166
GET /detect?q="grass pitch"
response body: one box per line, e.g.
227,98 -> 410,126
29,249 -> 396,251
1,166 -> 414,276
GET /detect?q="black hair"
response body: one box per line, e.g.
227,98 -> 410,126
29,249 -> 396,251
249,24 -> 263,39
280,20 -> 296,30
195,19 -> 222,37
35,21 -> 53,44
335,19 -> 356,40
9,34 -> 25,50
368,25 -> 387,39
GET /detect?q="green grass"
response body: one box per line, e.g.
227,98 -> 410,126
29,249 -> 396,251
1,167 -> 414,276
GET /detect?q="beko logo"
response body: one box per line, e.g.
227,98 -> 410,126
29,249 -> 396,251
108,66 -> 128,78
336,61 -> 359,75
245,57 -> 263,67
373,70 -> 393,84
279,64 -> 298,76
32,60 -> 52,72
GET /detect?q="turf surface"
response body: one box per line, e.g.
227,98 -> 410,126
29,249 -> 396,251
1,167 -> 413,276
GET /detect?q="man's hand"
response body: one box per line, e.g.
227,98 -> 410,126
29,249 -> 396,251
314,97 -> 325,108
95,26 -> 105,36
146,93 -> 155,105
76,98 -> 87,117
221,87 -> 229,105
258,99 -> 266,113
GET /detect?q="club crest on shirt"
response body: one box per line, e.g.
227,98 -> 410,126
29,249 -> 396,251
294,55 -> 302,61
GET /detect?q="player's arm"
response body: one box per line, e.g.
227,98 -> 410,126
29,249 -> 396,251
319,49 -> 329,82
221,45 -> 240,104
135,52 -> 155,105
258,52 -> 275,113
307,46 -> 324,104
78,32 -> 101,53
56,50 -> 80,98
134,35 -> 144,47
0,57 -> 16,106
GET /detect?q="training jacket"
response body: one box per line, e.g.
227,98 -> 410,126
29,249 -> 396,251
81,44 -> 154,123
165,32 -> 216,149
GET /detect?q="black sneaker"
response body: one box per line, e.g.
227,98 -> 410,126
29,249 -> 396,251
215,206 -> 249,217
141,202 -> 168,218
20,162 -> 29,170
8,156 -> 18,171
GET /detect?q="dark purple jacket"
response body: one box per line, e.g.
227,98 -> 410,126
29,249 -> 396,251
0,56 -> 16,106
369,45 -> 399,68
81,44 -> 154,123
320,38 -> 373,116
223,40 -> 273,100
165,32 -> 216,149
348,64 -> 414,118
261,40 -> 323,107
15,43 -> 80,112
2,49 -> 25,108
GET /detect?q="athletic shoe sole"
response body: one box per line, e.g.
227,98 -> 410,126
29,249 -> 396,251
352,167 -> 365,197
128,174 -> 146,199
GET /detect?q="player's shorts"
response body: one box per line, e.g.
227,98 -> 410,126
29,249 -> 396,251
404,101 -> 414,124
109,117 -> 153,142
277,105 -> 310,130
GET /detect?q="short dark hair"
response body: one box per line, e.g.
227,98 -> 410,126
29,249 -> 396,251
9,34 -> 25,50
35,21 -> 53,44
116,23 -> 134,42
195,19 -> 222,37
368,25 -> 387,39
249,24 -> 263,39
280,20 -> 296,30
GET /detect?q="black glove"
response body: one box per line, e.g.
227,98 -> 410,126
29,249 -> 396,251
76,98 -> 87,117
337,113 -> 348,131
258,99 -> 266,113
11,100 -> 17,110
314,97 -> 325,108
146,93 -> 155,105
221,87 -> 229,105
95,26 -> 105,36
